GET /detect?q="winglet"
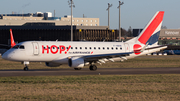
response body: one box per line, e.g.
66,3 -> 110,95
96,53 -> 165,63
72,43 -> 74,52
10,29 -> 16,48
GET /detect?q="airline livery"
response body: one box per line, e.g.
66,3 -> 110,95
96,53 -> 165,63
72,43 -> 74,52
2,11 -> 167,71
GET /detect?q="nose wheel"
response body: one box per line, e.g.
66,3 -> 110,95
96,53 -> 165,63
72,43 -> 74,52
24,66 -> 29,71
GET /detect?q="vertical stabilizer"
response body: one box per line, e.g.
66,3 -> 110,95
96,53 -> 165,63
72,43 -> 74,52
137,11 -> 164,45
126,11 -> 164,46
10,29 -> 16,48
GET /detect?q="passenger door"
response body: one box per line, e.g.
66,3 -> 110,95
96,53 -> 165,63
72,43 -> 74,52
124,43 -> 130,52
32,42 -> 39,55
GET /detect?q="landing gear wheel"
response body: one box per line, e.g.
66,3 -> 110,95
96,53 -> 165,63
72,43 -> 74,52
24,66 -> 29,71
74,68 -> 82,70
23,61 -> 29,71
89,65 -> 97,71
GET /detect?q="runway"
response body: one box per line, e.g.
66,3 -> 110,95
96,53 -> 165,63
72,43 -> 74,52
0,67 -> 180,77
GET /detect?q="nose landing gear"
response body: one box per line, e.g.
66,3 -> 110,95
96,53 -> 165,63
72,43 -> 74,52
23,61 -> 29,71
24,65 -> 29,71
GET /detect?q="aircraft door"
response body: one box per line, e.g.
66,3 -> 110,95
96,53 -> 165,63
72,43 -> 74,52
32,42 -> 39,55
124,43 -> 130,52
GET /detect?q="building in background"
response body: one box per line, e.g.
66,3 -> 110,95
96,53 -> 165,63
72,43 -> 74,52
159,29 -> 180,45
0,12 -> 99,26
61,15 -> 99,26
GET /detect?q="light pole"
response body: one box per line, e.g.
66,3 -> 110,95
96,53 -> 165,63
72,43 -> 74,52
106,3 -> 112,28
117,1 -> 124,41
68,0 -> 75,41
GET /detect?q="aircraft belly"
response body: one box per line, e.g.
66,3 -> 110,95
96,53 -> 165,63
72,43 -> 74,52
52,58 -> 68,64
28,56 -> 57,62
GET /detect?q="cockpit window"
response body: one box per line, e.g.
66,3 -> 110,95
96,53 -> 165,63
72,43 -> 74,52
19,45 -> 25,49
12,45 -> 25,49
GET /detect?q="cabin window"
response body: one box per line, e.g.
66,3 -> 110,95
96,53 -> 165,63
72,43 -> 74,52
80,47 -> 82,49
103,47 -> 105,50
112,47 -> 114,50
85,47 -> 87,49
107,47 -> 109,50
89,47 -> 91,49
116,48 -> 118,50
75,47 -> 77,49
71,47 -> 73,49
98,47 -> 100,50
94,47 -> 96,50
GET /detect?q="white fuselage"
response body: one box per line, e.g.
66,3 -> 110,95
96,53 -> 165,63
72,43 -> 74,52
3,41 -> 127,62
2,41 -> 165,65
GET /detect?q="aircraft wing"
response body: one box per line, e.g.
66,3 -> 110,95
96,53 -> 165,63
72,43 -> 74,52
82,45 -> 167,63
83,52 -> 133,62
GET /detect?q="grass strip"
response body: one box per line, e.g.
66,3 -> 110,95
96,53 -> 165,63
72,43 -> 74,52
0,74 -> 180,101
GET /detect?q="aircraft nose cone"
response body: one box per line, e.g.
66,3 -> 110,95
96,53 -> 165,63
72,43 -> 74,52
1,50 -> 16,61
2,53 -> 8,60
2,51 -> 12,60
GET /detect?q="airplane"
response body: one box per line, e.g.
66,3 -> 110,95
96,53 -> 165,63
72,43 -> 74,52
2,11 -> 167,71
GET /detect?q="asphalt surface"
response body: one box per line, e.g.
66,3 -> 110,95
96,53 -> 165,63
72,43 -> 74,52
0,67 -> 180,77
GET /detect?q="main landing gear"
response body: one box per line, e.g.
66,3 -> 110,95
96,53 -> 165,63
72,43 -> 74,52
89,65 -> 97,71
74,65 -> 97,71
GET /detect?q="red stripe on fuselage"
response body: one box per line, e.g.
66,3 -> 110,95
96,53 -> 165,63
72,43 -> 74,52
138,11 -> 164,45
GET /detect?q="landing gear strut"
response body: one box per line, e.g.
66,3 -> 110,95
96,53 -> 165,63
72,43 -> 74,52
89,65 -> 97,71
23,61 -> 29,71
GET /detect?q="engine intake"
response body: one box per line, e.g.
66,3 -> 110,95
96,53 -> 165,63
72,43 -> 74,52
68,57 -> 84,68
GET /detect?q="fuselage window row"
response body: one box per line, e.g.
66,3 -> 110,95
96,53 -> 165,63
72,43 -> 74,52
44,47 -> 122,50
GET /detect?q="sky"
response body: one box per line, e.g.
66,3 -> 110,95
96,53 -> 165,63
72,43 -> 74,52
0,0 -> 180,30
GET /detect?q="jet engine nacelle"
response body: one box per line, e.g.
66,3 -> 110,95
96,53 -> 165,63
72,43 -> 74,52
45,62 -> 61,67
68,57 -> 84,68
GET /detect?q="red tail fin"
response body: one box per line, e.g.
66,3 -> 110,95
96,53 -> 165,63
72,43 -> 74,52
10,29 -> 16,48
